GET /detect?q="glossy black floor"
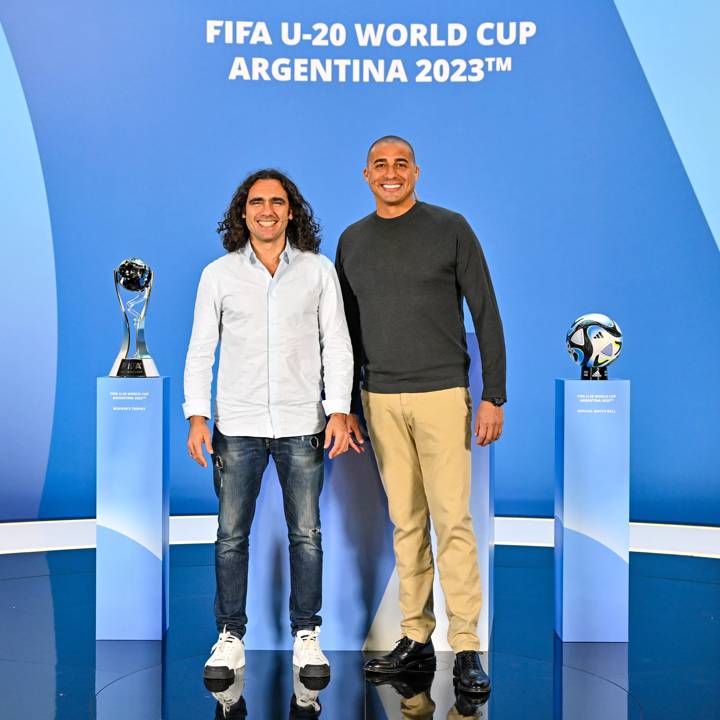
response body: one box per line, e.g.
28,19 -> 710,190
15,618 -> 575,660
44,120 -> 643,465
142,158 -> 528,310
0,545 -> 718,719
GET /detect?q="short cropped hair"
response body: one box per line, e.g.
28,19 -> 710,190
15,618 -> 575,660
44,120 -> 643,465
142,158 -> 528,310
366,135 -> 416,164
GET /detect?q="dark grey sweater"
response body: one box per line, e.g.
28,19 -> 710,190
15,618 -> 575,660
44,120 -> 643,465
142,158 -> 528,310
335,201 -> 506,411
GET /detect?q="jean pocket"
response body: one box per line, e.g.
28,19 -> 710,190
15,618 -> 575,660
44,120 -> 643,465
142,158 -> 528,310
213,454 -> 224,497
287,432 -> 324,455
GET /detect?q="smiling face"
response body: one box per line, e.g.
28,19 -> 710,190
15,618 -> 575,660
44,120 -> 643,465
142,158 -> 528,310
243,179 -> 293,247
364,141 -> 420,217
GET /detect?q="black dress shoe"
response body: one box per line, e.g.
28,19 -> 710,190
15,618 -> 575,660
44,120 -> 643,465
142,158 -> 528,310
365,670 -> 435,698
363,637 -> 436,674
454,686 -> 489,717
453,651 -> 491,694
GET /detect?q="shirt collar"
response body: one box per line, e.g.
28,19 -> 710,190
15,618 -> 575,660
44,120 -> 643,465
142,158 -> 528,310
283,241 -> 297,263
241,239 -> 296,265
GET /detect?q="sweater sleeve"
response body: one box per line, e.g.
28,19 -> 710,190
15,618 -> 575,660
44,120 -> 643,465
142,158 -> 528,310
335,235 -> 365,414
455,216 -> 507,401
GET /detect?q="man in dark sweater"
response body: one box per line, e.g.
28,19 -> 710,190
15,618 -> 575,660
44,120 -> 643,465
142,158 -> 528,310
335,136 -> 506,695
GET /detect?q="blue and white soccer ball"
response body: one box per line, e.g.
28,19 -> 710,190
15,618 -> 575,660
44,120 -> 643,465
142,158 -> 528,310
566,313 -> 623,369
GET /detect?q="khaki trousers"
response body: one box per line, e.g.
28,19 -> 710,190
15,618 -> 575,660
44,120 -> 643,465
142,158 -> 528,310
399,691 -> 473,720
363,387 -> 483,652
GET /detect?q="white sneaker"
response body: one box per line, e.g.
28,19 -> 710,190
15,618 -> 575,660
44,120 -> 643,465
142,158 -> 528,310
292,668 -> 322,714
212,668 -> 246,718
204,627 -> 246,684
292,626 -> 330,679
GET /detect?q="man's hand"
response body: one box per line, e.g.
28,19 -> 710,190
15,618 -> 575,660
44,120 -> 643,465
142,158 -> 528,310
324,413 -> 351,459
346,413 -> 366,453
475,401 -> 504,446
187,416 -> 213,467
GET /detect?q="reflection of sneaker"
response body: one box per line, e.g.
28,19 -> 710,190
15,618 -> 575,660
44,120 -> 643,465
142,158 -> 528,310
213,668 -> 247,719
290,668 -> 322,718
204,627 -> 246,687
292,627 -> 330,679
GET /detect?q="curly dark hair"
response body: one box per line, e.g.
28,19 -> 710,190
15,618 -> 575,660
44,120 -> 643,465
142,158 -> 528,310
217,169 -> 321,253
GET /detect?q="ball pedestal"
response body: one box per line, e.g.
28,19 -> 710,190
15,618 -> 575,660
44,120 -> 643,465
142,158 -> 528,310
554,379 -> 630,642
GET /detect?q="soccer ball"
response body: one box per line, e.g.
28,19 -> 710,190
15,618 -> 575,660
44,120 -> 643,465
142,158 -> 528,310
566,313 -> 622,369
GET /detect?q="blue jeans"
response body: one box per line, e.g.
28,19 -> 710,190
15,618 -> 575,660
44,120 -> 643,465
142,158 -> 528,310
212,427 -> 324,638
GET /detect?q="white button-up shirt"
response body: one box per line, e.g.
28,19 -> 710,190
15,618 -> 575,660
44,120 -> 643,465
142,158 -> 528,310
183,242 -> 353,437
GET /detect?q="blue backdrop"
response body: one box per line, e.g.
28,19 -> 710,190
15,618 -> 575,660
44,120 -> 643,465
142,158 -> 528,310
1,0 -> 718,525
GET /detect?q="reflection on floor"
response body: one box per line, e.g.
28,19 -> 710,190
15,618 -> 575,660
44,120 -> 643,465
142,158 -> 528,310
0,546 -> 718,718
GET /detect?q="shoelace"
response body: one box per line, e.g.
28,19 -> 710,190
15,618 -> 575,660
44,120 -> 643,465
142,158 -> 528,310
215,686 -> 242,707
388,636 -> 415,659
457,652 -> 482,671
296,695 -> 321,712
296,629 -> 326,664
212,626 -> 241,660
294,682 -> 321,711
217,694 -> 234,718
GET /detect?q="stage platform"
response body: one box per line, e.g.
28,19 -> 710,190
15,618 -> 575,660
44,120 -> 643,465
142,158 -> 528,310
0,545 -> 717,719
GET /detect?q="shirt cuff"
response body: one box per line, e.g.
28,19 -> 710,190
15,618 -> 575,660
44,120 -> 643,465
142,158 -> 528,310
182,400 -> 211,420
481,388 -> 506,402
322,398 -> 350,416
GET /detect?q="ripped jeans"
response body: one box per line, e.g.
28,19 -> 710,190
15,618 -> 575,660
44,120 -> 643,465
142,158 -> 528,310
212,427 -> 325,638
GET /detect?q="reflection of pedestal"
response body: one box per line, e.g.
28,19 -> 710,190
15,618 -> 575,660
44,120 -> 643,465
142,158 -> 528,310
553,637 -> 629,720
96,377 -> 169,640
95,641 -> 162,720
554,379 -> 630,641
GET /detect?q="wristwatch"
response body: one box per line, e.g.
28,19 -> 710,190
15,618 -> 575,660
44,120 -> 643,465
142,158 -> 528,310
486,397 -> 506,407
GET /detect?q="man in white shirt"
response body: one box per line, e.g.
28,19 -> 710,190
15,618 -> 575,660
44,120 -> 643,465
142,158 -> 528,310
183,169 -> 357,688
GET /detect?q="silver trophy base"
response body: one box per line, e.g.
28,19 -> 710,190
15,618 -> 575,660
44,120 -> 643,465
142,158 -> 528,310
109,356 -> 159,378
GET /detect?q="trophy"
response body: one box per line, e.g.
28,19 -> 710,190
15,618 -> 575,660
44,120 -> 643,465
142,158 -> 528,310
566,313 -> 622,380
109,258 -> 159,377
